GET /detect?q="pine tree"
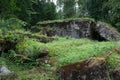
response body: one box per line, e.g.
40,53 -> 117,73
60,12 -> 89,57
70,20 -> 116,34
63,0 -> 76,18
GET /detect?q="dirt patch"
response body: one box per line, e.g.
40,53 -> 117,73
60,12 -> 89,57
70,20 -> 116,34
110,67 -> 120,80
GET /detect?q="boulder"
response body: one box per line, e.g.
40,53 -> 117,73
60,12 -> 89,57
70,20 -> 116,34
59,57 -> 109,80
92,22 -> 120,41
0,66 -> 11,75
0,66 -> 18,80
34,19 -> 120,41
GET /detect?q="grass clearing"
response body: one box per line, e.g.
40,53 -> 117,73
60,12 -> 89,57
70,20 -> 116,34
0,37 -> 120,80
46,37 -> 116,67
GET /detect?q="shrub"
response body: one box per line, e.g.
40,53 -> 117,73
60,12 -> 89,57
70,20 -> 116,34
15,39 -> 45,63
0,18 -> 27,30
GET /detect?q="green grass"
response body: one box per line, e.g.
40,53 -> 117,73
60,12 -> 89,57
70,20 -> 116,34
107,53 -> 120,68
0,37 -> 120,80
0,18 -> 26,30
46,37 -> 116,67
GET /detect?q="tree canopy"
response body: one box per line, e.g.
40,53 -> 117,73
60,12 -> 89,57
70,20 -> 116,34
0,0 -> 120,31
0,0 -> 57,25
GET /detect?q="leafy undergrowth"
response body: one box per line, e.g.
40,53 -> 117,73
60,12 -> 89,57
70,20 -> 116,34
0,37 -> 120,80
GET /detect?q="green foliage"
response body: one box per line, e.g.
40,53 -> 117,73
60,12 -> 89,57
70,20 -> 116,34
107,53 -> 120,68
46,37 -> 115,67
15,39 -> 45,62
63,0 -> 76,18
0,57 -> 8,66
0,0 -> 57,25
0,18 -> 26,30
0,0 -> 17,18
19,74 -> 53,80
102,0 -> 120,31
107,42 -> 120,68
0,33 -> 45,63
0,36 -> 119,79
86,0 -> 106,20
57,0 -> 76,19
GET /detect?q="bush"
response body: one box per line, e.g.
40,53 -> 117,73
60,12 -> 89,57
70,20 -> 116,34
0,18 -> 27,30
1,37 -> 45,64
15,39 -> 45,63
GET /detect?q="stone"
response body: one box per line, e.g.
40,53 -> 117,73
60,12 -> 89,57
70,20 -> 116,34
34,19 -> 120,41
59,57 -> 109,80
111,67 -> 120,80
39,48 -> 49,58
92,22 -> 120,41
0,66 -> 11,75
0,66 -> 18,80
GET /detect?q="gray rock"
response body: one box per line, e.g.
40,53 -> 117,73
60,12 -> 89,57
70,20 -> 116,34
59,57 -> 109,80
0,66 -> 18,80
0,66 -> 11,75
35,19 -> 120,41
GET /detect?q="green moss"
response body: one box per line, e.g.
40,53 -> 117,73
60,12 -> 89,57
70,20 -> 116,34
37,17 -> 95,25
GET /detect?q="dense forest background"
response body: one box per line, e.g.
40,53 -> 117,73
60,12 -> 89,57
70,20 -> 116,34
0,0 -> 120,31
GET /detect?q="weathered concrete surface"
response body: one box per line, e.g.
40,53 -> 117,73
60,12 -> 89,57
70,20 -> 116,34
92,22 -> 120,41
34,19 -> 120,41
59,57 -> 109,80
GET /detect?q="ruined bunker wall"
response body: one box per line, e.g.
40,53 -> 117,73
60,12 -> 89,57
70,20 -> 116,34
34,19 -> 120,41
